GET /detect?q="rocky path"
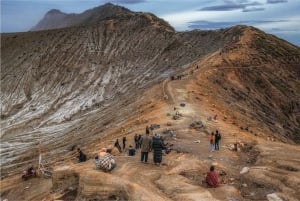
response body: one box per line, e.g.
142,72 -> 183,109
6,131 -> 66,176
1,73 -> 300,201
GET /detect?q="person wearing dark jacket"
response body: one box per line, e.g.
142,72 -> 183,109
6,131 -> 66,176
77,148 -> 87,162
152,134 -> 164,166
122,136 -> 127,150
146,125 -> 150,134
128,145 -> 136,156
114,139 -> 122,153
215,130 -> 221,150
134,134 -> 139,149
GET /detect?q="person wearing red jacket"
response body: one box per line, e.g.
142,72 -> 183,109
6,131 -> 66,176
206,165 -> 219,188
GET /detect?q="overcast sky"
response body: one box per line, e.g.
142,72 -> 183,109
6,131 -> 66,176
1,0 -> 300,46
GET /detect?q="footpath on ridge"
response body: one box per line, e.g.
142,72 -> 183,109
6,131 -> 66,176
1,69 -> 300,201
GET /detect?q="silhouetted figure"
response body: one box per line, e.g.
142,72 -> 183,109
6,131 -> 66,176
122,136 -> 127,150
134,134 -> 139,149
138,134 -> 142,149
77,148 -> 87,162
146,126 -> 150,135
215,130 -> 221,150
114,139 -> 122,153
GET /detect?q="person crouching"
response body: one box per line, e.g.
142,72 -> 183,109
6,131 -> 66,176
94,148 -> 116,172
205,165 -> 219,188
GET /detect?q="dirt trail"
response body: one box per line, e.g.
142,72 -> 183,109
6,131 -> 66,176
1,73 -> 300,201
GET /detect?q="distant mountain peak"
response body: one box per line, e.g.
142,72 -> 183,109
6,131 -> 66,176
46,9 -> 64,15
30,3 -> 172,32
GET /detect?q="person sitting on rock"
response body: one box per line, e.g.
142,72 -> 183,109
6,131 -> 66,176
205,165 -> 219,188
94,148 -> 116,172
77,148 -> 87,162
128,145 -> 136,156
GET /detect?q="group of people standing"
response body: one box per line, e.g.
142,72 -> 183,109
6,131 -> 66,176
139,132 -> 165,166
112,126 -> 166,166
210,130 -> 222,152
77,127 -> 222,188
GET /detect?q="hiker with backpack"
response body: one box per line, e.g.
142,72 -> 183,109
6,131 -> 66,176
215,130 -> 221,150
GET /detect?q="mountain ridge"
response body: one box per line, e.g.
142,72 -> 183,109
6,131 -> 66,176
1,3 -> 300,194
1,4 -> 300,201
30,3 -> 175,32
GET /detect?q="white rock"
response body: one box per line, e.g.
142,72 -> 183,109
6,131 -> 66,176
267,193 -> 283,201
242,183 -> 248,187
240,167 -> 249,174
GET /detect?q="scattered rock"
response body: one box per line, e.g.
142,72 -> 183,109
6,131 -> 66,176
267,193 -> 283,201
240,167 -> 249,174
190,120 -> 204,129
194,140 -> 200,143
24,186 -> 30,190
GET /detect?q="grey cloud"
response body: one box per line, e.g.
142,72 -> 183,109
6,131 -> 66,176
271,27 -> 299,32
188,20 -> 289,30
242,7 -> 265,12
199,1 -> 263,11
267,0 -> 288,4
199,4 -> 245,11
